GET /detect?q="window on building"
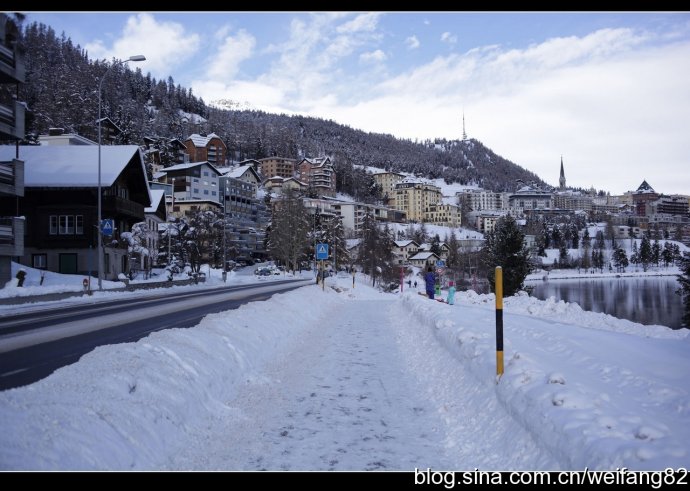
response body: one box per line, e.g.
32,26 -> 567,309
204,189 -> 209,195
59,215 -> 75,234
49,216 -> 58,235
32,254 -> 47,269
76,215 -> 84,234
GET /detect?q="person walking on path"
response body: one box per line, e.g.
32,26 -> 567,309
424,267 -> 436,300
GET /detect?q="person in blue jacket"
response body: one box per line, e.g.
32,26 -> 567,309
424,266 -> 436,299
447,281 -> 456,305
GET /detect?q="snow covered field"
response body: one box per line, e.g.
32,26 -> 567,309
0,275 -> 688,470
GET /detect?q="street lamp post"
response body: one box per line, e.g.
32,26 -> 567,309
97,55 -> 145,290
167,177 -> 175,266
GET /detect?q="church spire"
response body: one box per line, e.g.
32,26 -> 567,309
462,111 -> 467,141
559,156 -> 566,190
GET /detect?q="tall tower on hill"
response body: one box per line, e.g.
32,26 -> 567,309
559,156 -> 566,190
462,112 -> 468,141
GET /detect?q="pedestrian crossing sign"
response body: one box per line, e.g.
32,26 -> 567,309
316,243 -> 329,260
101,219 -> 114,237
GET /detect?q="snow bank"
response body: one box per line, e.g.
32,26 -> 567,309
0,283 -> 341,470
400,290 -> 690,470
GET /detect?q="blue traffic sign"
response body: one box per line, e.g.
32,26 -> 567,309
436,260 -> 445,267
316,243 -> 329,260
101,219 -> 114,236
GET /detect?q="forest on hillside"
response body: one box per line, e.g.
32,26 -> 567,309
6,20 -> 548,197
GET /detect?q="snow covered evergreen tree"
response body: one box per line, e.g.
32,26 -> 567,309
639,235 -> 652,272
267,189 -> 310,273
677,251 -> 690,327
481,215 -> 532,297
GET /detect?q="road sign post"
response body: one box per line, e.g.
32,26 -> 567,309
316,243 -> 329,260
101,219 -> 114,237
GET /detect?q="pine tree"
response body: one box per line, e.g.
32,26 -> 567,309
481,215 -> 532,297
358,212 -> 392,287
677,251 -> 690,327
612,248 -> 628,272
652,239 -> 661,268
446,231 -> 461,270
662,242 -> 675,267
630,241 -> 639,270
558,243 -> 569,268
639,235 -> 652,272
267,189 -> 309,273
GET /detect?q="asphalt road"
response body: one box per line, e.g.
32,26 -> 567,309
0,279 -> 311,391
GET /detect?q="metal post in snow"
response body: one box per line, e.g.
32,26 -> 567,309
495,266 -> 504,380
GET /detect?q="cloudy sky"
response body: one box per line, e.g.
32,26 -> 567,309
26,12 -> 690,195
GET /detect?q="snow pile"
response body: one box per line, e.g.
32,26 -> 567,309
400,290 -> 690,470
0,283 -> 341,470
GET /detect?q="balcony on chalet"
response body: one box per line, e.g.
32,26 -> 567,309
0,216 -> 24,256
102,195 -> 145,221
0,41 -> 25,84
0,158 -> 23,197
0,100 -> 25,140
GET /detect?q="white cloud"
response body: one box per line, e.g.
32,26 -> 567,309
336,12 -> 381,33
207,29 -> 255,80
85,13 -> 200,78
405,35 -> 420,50
309,28 -> 690,195
195,13 -> 385,113
359,49 -> 387,64
441,32 -> 458,44
190,18 -> 690,195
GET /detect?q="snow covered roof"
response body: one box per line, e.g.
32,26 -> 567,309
223,164 -> 259,180
186,133 -> 221,148
159,161 -> 222,175
409,251 -> 439,260
145,189 -> 165,213
0,145 -> 144,188
394,240 -> 418,248
635,180 -> 656,193
299,157 -> 332,168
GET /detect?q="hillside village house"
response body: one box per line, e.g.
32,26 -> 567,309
184,133 -> 227,166
393,179 -> 442,222
392,239 -> 419,264
0,145 -> 151,279
297,157 -> 336,197
156,161 -> 222,202
258,156 -> 297,180
263,176 -> 308,195
373,171 -> 405,206
408,251 -> 440,268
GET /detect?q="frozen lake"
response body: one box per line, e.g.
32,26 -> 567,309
529,276 -> 684,329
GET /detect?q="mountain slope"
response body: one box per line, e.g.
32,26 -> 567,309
15,21 -> 546,194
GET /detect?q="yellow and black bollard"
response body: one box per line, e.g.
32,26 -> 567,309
495,266 -> 504,379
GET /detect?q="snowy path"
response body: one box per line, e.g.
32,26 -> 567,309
168,299 -> 452,470
167,295 -> 557,470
